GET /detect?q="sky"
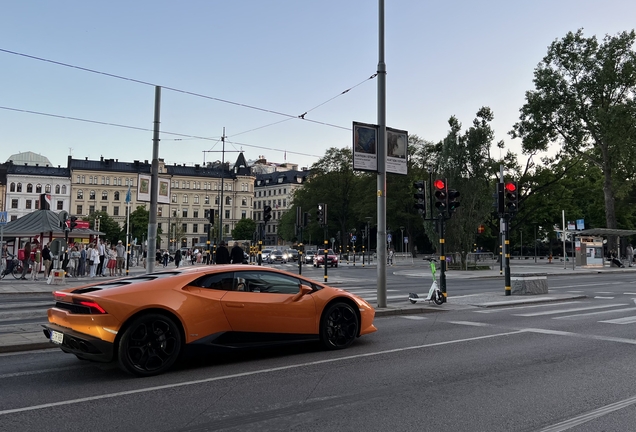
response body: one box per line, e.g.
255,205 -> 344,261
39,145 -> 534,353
1,1 -> 635,172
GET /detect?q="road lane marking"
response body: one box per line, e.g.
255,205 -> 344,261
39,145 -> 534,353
537,394 -> 636,432
553,307 -> 636,320
447,321 -> 492,327
599,316 -> 636,324
473,301 -> 582,313
399,316 -> 427,320
567,291 -> 584,293
0,330 -> 525,416
513,304 -> 627,317
594,296 -> 615,299
522,328 -> 636,345
595,292 -> 614,294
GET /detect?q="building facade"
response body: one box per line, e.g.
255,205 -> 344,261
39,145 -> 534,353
253,169 -> 310,246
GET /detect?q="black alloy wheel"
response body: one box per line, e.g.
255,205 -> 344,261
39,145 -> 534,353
320,302 -> 359,350
118,313 -> 181,377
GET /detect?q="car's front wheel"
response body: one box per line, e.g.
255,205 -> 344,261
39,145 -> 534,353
320,302 -> 359,350
118,313 -> 182,377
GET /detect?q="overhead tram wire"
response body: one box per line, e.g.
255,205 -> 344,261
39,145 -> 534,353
0,48 -> 352,131
0,105 -> 322,159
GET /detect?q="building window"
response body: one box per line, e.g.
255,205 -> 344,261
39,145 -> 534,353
182,209 -> 188,218
61,185 -> 67,194
25,200 -> 32,209
77,205 -> 83,214
36,184 -> 42,193
225,210 -> 230,219
204,195 -> 209,204
118,177 -> 122,186
192,224 -> 198,233
182,181 -> 186,189
81,176 -> 85,184
113,206 -> 119,216
215,196 -> 219,205
194,195 -> 199,204
35,200 -> 40,209
242,198 -> 247,206
125,178 -> 129,186
9,183 -> 15,192
54,184 -> 60,194
203,224 -> 209,233
77,190 -> 83,199
114,191 -> 120,201
172,194 -> 177,203
182,223 -> 187,233
106,177 -> 110,185
158,206 -> 163,217
58,201 -> 64,210
193,210 -> 199,218
10,215 -> 17,221
102,191 -> 108,200
89,205 -> 95,214
76,175 -> 81,184
101,206 -> 107,213
225,196 -> 231,205
183,195 -> 188,203
16,183 -> 22,193
283,199 -> 287,207
241,210 -> 246,219
26,183 -> 33,193
89,190 -> 96,200
45,184 -> 51,193
157,223 -> 162,231
102,176 -> 105,185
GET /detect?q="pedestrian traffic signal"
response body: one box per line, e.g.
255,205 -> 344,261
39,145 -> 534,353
504,181 -> 519,213
413,180 -> 426,217
434,178 -> 448,213
317,203 -> 326,226
263,205 -> 272,223
448,189 -> 460,214
209,209 -> 215,225
69,216 -> 78,231
303,212 -> 310,227
494,183 -> 505,215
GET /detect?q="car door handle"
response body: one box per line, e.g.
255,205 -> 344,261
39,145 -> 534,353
225,302 -> 244,308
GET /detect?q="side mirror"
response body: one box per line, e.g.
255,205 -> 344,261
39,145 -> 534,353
292,284 -> 313,301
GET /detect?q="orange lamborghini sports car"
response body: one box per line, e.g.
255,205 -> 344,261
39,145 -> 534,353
43,265 -> 377,377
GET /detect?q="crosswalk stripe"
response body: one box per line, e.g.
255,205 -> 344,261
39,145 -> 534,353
514,303 -> 628,317
600,316 -> 636,325
553,307 -> 636,320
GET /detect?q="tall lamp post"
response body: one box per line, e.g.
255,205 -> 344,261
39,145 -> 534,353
365,217 -> 372,264
400,226 -> 404,254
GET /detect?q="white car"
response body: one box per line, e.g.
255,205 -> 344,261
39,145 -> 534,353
261,249 -> 273,262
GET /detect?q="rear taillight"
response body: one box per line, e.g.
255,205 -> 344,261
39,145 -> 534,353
54,291 -> 68,301
75,300 -> 107,314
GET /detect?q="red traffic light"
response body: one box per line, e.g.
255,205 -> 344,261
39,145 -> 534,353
434,179 -> 446,190
505,182 -> 516,192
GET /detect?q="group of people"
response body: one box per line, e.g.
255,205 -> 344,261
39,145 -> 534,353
155,241 -> 246,268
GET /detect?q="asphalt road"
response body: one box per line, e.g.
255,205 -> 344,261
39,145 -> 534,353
3,271 -> 636,431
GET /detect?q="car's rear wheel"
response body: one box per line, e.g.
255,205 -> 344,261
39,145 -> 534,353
118,313 -> 182,377
320,302 -> 359,350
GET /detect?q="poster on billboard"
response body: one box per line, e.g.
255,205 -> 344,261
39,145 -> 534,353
353,121 -> 378,172
386,127 -> 408,175
138,174 -> 171,204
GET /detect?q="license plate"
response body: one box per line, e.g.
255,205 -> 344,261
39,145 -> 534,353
50,330 -> 64,345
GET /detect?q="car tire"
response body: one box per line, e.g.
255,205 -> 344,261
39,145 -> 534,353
118,313 -> 182,377
320,302 -> 358,350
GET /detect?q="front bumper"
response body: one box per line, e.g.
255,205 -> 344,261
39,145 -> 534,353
42,323 -> 115,362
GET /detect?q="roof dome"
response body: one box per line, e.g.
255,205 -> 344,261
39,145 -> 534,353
6,151 -> 52,166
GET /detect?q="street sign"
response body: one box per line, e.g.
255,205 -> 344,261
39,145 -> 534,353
387,234 -> 392,243
404,236 -> 408,244
0,211 -> 7,225
351,235 -> 357,242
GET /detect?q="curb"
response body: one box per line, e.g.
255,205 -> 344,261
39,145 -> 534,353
0,341 -> 53,354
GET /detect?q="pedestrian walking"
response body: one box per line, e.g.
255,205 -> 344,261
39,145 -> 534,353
627,244 -> 634,267
31,244 -> 41,281
215,241 -> 230,264
230,242 -> 244,264
116,240 -> 126,275
174,249 -> 181,268
42,243 -> 52,278
163,250 -> 169,267
20,240 -> 33,280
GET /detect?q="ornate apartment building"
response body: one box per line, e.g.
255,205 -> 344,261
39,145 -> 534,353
67,153 -> 254,250
253,167 -> 310,245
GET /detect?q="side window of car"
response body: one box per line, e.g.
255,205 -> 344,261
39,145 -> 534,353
235,271 -> 300,294
194,272 -> 235,291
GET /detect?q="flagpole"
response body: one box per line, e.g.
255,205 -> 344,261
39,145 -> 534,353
125,185 -> 131,276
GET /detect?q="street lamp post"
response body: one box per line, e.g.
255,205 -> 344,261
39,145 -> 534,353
400,226 -> 404,254
365,217 -> 372,265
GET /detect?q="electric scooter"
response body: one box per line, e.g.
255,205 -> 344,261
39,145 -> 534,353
408,258 -> 444,305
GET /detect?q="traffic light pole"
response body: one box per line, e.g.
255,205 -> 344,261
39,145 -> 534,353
438,213 -> 447,301
504,215 -> 511,295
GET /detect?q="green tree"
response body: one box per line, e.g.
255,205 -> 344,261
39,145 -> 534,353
232,218 -> 256,241
511,29 -> 636,239
84,211 -> 122,244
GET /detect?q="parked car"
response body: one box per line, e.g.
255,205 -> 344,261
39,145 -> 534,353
268,249 -> 287,264
304,250 -> 316,264
314,249 -> 339,268
43,266 -> 377,376
285,249 -> 299,262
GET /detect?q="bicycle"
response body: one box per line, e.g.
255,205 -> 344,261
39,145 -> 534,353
408,258 -> 445,305
0,254 -> 26,280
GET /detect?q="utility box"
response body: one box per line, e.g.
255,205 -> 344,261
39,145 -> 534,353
576,236 -> 604,267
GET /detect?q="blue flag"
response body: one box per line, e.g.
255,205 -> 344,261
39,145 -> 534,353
125,184 -> 132,204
